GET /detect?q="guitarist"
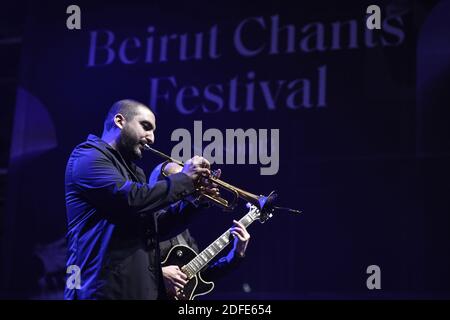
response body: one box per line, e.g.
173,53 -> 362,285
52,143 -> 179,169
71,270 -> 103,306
149,162 -> 250,299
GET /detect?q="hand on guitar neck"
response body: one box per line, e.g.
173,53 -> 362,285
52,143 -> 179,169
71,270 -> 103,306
230,220 -> 250,258
161,220 -> 250,299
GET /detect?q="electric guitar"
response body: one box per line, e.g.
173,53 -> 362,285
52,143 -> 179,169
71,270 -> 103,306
161,204 -> 273,300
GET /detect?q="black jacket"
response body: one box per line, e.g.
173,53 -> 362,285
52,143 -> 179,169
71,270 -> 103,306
64,135 -> 198,300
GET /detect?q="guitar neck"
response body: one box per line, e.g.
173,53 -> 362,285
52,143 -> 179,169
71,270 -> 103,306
184,209 -> 258,276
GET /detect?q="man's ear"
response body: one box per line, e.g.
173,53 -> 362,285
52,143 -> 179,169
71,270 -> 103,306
113,113 -> 126,129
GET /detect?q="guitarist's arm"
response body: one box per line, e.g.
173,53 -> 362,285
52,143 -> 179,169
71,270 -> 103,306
201,220 -> 250,282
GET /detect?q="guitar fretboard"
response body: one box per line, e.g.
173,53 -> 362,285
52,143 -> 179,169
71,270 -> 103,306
183,207 -> 259,277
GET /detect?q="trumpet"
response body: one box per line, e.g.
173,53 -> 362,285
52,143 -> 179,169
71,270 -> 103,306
144,144 -> 302,215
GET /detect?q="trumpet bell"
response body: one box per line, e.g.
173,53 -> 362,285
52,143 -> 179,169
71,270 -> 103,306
257,190 -> 277,213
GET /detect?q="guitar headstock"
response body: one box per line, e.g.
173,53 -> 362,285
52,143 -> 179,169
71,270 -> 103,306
246,203 -> 273,223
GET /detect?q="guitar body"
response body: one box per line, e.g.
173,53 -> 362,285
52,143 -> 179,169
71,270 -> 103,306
161,244 -> 214,300
160,205 -> 266,299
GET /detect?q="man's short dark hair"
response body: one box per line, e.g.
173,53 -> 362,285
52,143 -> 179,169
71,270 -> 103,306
103,99 -> 149,132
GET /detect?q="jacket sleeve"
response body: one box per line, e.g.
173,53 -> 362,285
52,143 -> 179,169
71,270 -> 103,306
71,148 -> 196,218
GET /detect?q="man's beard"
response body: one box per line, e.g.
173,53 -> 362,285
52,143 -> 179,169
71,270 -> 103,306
118,129 -> 142,161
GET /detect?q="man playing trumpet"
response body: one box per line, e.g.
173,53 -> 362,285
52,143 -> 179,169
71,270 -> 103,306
64,99 -> 216,300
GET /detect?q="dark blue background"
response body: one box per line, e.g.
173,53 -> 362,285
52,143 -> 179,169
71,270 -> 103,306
1,0 -> 449,299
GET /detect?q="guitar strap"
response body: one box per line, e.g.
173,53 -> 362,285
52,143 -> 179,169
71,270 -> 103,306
176,233 -> 189,246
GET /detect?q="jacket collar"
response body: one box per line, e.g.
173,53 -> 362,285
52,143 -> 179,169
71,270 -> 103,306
86,134 -> 117,153
85,134 -> 140,173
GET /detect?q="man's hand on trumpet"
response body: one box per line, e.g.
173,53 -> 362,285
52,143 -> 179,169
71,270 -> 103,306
181,155 -> 211,182
165,159 -> 222,202
197,167 -> 221,198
